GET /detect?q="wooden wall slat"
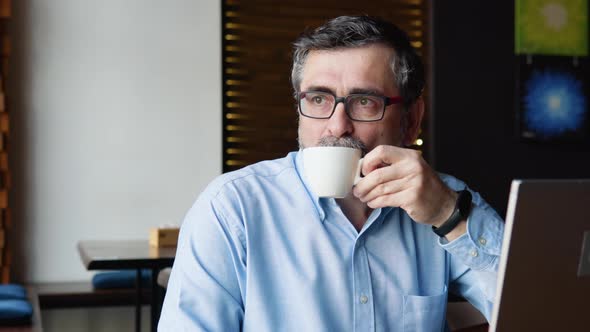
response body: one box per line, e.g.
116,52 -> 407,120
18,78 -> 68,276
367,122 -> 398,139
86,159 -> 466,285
0,0 -> 9,18
0,0 -> 9,283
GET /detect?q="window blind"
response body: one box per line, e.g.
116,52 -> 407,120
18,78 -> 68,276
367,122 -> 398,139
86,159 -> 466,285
222,0 -> 430,172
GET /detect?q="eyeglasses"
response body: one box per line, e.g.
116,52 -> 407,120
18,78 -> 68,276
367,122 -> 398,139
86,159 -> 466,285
298,90 -> 403,122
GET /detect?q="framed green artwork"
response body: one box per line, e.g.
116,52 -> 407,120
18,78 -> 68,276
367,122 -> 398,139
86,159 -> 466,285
515,0 -> 588,56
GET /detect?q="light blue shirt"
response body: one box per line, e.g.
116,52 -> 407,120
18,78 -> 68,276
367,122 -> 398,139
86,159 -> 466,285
159,151 -> 504,331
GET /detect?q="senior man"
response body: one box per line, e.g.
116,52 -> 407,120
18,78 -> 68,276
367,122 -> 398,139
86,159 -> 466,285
159,15 -> 504,331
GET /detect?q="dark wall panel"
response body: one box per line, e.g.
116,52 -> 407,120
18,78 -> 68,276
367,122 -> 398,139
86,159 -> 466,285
432,1 -> 590,215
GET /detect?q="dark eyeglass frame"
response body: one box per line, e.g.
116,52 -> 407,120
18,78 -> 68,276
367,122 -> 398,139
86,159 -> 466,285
297,90 -> 404,122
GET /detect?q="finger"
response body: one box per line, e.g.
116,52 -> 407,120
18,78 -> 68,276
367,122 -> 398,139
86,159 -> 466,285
362,145 -> 402,175
353,161 -> 412,198
366,187 -> 413,209
357,177 -> 410,204
362,145 -> 418,175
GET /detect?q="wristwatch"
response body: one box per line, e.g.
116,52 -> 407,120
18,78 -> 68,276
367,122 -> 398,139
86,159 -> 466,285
432,189 -> 472,237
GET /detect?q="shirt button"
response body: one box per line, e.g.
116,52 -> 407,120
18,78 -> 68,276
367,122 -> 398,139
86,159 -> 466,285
478,237 -> 487,245
470,249 -> 479,257
360,295 -> 368,304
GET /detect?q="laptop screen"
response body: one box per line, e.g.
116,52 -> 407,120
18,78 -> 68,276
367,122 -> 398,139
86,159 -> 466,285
489,179 -> 590,331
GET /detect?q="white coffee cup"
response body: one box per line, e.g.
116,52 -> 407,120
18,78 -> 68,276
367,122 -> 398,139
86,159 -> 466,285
302,146 -> 364,198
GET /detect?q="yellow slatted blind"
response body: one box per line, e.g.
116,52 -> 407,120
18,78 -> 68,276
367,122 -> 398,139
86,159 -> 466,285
223,0 -> 429,172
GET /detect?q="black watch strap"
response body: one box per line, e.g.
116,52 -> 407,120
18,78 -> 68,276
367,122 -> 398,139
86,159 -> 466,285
432,189 -> 472,237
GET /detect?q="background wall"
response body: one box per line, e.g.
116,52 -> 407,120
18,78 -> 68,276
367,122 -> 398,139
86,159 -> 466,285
11,0 -> 221,284
432,0 -> 590,215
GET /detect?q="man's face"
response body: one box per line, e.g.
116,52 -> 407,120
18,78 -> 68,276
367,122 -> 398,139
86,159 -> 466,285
297,44 -> 405,153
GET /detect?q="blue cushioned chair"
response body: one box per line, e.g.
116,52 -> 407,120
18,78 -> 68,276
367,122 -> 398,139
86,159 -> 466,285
0,299 -> 33,326
0,284 -> 27,300
92,269 -> 151,289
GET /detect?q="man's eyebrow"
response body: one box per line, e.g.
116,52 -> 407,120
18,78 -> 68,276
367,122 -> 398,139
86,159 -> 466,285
304,86 -> 386,96
305,86 -> 335,94
348,87 -> 384,95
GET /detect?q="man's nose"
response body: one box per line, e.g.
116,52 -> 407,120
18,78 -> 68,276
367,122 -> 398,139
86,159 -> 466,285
325,102 -> 353,137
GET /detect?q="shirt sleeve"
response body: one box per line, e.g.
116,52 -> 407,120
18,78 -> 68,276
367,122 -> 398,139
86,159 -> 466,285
158,186 -> 246,331
438,183 -> 505,320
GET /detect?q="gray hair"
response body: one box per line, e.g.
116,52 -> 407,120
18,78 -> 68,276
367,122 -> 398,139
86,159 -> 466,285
291,16 -> 425,109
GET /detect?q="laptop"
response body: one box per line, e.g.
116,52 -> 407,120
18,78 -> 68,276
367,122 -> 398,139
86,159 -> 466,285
489,179 -> 590,331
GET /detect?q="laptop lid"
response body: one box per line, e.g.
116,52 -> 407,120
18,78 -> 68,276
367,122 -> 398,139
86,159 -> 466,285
489,179 -> 590,331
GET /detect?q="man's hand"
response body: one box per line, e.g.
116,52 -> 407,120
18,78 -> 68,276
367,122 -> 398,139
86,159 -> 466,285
352,145 -> 457,227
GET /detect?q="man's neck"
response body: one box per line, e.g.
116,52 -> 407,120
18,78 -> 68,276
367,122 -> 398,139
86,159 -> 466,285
335,194 -> 373,232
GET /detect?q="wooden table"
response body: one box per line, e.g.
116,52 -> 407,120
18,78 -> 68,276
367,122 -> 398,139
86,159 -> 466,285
77,240 -> 175,332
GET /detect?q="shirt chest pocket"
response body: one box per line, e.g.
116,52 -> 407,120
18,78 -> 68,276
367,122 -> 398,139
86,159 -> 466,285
402,289 -> 447,332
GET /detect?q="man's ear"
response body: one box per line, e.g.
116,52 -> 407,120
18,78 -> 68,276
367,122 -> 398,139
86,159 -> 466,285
402,97 -> 425,146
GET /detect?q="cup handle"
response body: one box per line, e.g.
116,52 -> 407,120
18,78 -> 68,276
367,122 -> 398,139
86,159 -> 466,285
353,158 -> 364,185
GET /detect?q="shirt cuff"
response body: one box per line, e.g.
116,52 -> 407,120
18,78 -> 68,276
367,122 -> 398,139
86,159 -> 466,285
439,204 -> 504,271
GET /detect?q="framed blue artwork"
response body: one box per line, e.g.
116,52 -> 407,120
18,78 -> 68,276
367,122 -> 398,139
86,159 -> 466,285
517,56 -> 589,143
